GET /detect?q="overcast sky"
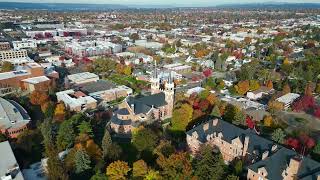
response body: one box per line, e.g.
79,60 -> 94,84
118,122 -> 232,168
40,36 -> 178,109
0,0 -> 320,6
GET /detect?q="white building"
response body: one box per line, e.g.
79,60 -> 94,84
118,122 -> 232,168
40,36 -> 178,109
0,50 -> 33,65
12,40 -> 37,50
56,89 -> 97,112
67,72 -> 99,85
276,93 -> 300,109
65,40 -> 122,57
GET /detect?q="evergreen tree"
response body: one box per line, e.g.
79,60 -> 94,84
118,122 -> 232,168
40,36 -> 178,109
271,128 -> 286,144
75,149 -> 92,173
102,130 -> 112,158
57,121 -> 75,151
194,145 -> 226,180
78,121 -> 93,137
46,145 -> 69,180
211,105 -> 221,117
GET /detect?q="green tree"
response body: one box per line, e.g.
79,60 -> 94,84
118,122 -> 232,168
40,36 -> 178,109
226,175 -> 239,180
145,169 -> 161,180
90,170 -> 108,180
132,127 -> 158,152
133,159 -> 148,178
153,140 -> 175,158
102,130 -> 112,158
106,160 -> 130,180
271,128 -> 286,144
1,61 -> 14,72
93,58 -> 117,76
194,145 -> 226,180
313,141 -> 320,155
78,121 -> 93,137
107,143 -> 123,160
75,149 -> 92,173
233,160 -> 243,175
211,105 -> 221,117
157,152 -> 193,179
57,120 -> 76,151
171,103 -> 193,133
46,145 -> 69,180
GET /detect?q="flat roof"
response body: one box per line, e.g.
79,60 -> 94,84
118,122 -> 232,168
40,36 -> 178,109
0,141 -> 24,180
22,76 -> 50,84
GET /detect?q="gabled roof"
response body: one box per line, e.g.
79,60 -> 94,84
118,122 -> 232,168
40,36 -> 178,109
248,148 -> 320,180
186,119 -> 275,155
127,92 -> 167,114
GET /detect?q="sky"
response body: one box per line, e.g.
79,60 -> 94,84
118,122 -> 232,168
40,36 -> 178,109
0,0 -> 319,6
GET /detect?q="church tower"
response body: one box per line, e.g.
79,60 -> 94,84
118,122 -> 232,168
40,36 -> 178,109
151,61 -> 161,94
164,71 -> 175,118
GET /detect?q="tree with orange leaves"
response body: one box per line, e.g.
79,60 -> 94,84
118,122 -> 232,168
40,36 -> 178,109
234,80 -> 250,95
266,80 -> 273,90
282,83 -> 291,95
30,90 -> 49,104
305,83 -> 314,96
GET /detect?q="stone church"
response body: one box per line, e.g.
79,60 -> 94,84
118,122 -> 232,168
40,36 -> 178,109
110,66 -> 174,135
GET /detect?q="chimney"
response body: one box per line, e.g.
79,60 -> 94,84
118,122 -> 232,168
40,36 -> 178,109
271,144 -> 278,152
242,136 -> 250,157
203,123 -> 209,131
287,156 -> 302,177
131,104 -> 135,113
262,151 -> 269,160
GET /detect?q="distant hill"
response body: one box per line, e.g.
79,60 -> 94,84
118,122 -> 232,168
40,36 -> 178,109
216,3 -> 320,9
0,2 -> 128,10
0,2 -> 319,10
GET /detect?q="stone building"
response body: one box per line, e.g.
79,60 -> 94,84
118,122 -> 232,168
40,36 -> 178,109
186,118 -> 320,180
110,66 -> 174,135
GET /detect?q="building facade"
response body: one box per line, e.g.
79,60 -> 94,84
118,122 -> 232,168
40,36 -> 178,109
186,118 -> 320,180
110,69 -> 174,135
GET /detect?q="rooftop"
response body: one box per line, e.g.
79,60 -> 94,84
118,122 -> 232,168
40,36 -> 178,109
0,98 -> 30,130
0,141 -> 24,180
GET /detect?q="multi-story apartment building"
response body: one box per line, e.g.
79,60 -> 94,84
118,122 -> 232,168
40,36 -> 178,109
12,40 -> 37,50
186,118 -> 320,180
0,42 -> 11,51
0,50 -> 28,61
65,40 -> 122,57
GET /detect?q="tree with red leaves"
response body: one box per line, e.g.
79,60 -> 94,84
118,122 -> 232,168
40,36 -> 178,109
63,32 -> 69,37
299,134 -> 316,155
199,100 -> 210,112
286,137 -> 300,150
292,95 -> 316,112
314,106 -> 320,118
203,69 -> 212,78
246,116 -> 255,129
45,32 -> 53,38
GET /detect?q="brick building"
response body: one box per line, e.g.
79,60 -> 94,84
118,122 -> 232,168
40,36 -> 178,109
0,63 -> 56,93
0,98 -> 31,138
186,118 -> 320,180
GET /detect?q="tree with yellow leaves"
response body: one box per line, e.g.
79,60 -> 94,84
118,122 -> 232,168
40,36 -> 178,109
133,160 -> 148,178
106,160 -> 131,180
54,103 -> 66,122
249,80 -> 260,91
263,115 -> 273,127
234,80 -> 250,95
123,65 -> 132,76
